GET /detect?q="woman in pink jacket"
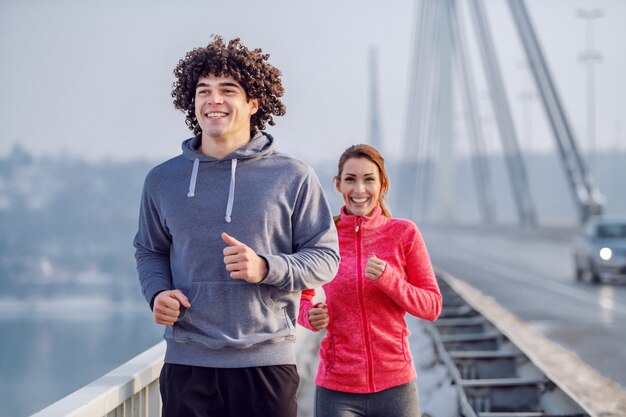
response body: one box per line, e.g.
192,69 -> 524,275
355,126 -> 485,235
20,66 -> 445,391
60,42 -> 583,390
299,144 -> 442,417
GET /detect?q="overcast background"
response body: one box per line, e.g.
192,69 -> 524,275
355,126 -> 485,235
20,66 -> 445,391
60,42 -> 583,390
1,2 -> 625,415
1,0 -> 625,164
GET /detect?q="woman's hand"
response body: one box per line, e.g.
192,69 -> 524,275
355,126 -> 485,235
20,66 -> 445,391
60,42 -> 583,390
308,303 -> 329,330
365,253 -> 387,280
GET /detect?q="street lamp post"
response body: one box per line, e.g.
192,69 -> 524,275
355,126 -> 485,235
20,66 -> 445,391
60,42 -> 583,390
576,8 -> 603,177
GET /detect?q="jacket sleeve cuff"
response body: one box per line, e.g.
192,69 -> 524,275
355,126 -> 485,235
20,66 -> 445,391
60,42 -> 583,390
372,265 -> 397,290
298,301 -> 319,332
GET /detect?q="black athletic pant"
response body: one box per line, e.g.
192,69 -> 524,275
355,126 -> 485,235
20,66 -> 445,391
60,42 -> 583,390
159,363 -> 299,417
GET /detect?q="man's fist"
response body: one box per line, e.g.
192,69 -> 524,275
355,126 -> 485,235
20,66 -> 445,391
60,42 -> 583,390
153,290 -> 191,326
222,232 -> 268,283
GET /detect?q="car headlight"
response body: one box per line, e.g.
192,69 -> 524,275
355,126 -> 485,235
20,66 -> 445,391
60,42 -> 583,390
599,247 -> 613,261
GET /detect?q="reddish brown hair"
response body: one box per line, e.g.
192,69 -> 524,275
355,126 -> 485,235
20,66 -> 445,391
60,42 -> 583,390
334,144 -> 391,218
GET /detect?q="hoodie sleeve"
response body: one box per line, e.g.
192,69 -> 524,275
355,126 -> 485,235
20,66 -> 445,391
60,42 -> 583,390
133,174 -> 173,307
261,169 -> 340,292
372,222 -> 442,321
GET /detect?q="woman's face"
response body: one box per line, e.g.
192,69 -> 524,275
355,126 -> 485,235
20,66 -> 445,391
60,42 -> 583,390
337,157 -> 382,217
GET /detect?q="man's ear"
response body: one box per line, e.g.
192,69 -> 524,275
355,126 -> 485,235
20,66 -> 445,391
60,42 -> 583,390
249,98 -> 260,115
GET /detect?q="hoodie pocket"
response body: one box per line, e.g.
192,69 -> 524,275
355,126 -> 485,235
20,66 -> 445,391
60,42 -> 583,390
172,281 -> 294,349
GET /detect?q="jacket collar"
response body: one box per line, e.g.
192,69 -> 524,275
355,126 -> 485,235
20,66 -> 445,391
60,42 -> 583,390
337,204 -> 388,232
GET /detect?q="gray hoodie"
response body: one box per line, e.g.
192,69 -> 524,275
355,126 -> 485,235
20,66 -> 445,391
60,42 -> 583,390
133,132 -> 339,368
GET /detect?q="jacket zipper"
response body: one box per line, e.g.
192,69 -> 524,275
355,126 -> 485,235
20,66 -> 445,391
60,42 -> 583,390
355,217 -> 375,392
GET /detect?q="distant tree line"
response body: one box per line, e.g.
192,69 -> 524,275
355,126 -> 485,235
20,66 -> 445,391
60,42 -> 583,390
0,145 -> 152,299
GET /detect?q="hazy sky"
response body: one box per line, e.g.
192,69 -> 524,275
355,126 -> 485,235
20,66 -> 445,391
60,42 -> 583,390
1,0 -> 624,163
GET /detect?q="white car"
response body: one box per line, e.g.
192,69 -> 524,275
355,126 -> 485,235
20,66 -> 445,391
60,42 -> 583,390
573,216 -> 626,284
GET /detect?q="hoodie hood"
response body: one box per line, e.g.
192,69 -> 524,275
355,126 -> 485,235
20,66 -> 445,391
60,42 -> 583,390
181,131 -> 275,163
182,131 -> 276,222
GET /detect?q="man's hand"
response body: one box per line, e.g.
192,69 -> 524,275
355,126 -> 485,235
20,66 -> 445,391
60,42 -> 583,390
308,303 -> 329,330
153,290 -> 190,326
365,252 -> 387,281
222,232 -> 268,283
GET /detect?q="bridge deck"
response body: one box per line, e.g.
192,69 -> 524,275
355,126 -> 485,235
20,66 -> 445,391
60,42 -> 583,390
32,270 -> 626,417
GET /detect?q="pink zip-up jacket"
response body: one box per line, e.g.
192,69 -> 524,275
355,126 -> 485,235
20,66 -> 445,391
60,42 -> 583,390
298,205 -> 442,393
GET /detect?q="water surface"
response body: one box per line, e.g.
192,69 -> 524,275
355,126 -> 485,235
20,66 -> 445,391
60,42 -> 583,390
0,297 -> 163,417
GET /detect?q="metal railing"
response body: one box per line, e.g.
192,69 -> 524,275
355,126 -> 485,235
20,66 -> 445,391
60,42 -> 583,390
31,342 -> 165,417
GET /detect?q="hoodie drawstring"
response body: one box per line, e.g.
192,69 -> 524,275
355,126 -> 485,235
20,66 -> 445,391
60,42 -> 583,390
187,158 -> 200,197
225,158 -> 238,223
186,157 -> 238,223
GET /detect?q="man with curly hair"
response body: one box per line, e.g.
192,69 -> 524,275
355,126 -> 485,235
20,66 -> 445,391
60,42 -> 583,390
133,36 -> 340,417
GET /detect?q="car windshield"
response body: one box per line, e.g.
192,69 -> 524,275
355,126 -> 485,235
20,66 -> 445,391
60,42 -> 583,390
596,223 -> 626,239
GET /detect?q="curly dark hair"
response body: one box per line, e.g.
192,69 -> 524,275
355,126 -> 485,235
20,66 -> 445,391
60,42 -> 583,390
171,36 -> 287,136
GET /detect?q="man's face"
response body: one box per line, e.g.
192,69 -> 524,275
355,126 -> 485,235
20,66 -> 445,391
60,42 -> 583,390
194,75 -> 259,142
